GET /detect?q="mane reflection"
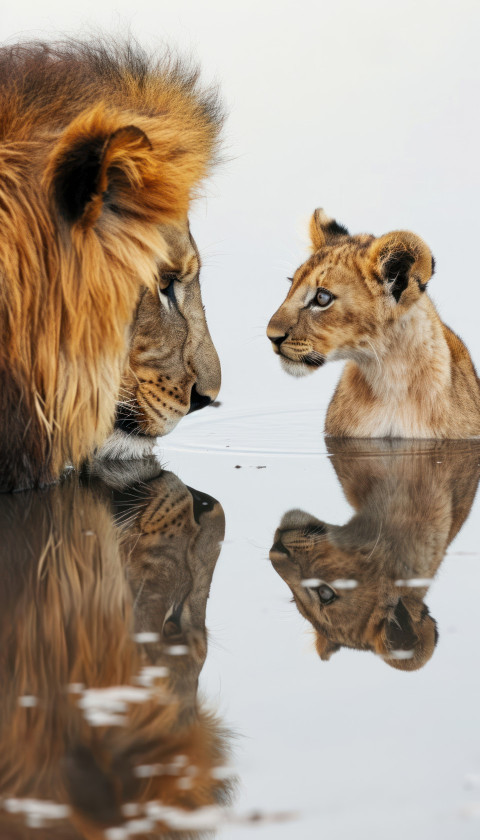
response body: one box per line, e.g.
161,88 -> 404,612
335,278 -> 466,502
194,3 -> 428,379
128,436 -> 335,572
0,458 -> 230,838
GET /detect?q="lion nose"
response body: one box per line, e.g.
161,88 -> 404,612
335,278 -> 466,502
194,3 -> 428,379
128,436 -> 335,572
188,384 -> 212,414
268,333 -> 288,347
186,486 -> 217,522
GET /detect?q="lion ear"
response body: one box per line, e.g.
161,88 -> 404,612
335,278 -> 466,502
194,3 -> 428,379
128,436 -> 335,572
309,208 -> 349,252
315,631 -> 341,661
47,106 -> 154,229
369,230 -> 434,304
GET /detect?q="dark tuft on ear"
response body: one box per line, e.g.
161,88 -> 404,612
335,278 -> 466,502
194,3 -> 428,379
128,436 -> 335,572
371,230 -> 433,304
382,249 -> 415,303
431,255 -> 436,276
385,598 -> 418,651
374,596 -> 438,671
309,208 -> 350,251
324,219 -> 349,237
53,135 -> 106,224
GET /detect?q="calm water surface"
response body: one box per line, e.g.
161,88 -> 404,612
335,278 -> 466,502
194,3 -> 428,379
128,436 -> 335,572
1,406 -> 480,839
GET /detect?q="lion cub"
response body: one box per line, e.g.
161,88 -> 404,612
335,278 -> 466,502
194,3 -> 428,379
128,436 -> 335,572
270,438 -> 480,670
267,209 -> 480,437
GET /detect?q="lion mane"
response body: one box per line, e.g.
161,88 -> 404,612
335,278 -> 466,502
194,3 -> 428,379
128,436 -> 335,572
0,468 -> 231,838
0,37 -> 222,491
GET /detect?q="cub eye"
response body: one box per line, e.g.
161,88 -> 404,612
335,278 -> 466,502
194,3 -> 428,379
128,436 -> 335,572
316,584 -> 337,605
315,288 -> 334,308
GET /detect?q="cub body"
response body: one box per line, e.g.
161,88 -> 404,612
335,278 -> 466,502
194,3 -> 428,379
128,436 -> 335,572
267,209 -> 480,438
270,439 -> 480,670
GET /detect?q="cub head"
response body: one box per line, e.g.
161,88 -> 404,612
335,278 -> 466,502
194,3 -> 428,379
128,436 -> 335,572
267,209 -> 435,376
98,218 -> 221,459
270,509 -> 438,671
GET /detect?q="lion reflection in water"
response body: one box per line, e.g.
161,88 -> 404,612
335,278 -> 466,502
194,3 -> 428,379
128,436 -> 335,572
0,459 -> 230,838
270,440 -> 480,671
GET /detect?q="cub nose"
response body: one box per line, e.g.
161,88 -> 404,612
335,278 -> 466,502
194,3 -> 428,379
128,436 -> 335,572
188,384 -> 212,414
268,333 -> 288,347
270,539 -> 290,557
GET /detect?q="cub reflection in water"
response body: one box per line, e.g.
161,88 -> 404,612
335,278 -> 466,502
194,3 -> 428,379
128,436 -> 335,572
0,459 -> 230,838
270,440 -> 480,671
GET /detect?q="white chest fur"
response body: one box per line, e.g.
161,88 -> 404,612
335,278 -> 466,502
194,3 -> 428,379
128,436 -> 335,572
336,299 -> 453,438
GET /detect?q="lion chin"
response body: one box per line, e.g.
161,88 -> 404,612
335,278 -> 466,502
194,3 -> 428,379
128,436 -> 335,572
280,357 -> 317,378
95,429 -> 158,461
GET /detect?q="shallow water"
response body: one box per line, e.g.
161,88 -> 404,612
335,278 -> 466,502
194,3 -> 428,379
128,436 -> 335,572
1,405 -> 480,839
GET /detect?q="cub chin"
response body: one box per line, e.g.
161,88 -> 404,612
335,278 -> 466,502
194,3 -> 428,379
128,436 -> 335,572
267,208 -> 480,438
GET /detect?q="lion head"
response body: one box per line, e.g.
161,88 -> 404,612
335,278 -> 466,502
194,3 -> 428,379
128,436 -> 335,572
0,38 -> 222,491
97,218 -> 221,460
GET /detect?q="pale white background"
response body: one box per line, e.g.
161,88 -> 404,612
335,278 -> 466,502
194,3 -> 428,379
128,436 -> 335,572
3,2 -> 480,838
4,0 -> 480,415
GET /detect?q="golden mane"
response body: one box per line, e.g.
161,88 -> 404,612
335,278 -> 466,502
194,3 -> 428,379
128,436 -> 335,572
0,38 -> 223,490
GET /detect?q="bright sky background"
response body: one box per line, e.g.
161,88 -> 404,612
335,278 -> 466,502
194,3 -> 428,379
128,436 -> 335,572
3,4 -> 480,838
4,0 -> 480,415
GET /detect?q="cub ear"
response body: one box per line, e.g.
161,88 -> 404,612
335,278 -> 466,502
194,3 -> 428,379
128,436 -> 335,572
309,208 -> 349,252
370,230 -> 434,304
384,598 -> 419,652
47,106 -> 153,229
315,631 -> 341,661
373,598 -> 438,672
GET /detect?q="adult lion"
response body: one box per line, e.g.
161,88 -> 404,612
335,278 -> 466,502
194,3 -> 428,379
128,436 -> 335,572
0,37 -> 222,490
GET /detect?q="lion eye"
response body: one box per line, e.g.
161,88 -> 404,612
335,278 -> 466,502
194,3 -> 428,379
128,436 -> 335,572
317,584 -> 337,605
158,272 -> 179,304
315,288 -> 334,308
161,271 -> 180,288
